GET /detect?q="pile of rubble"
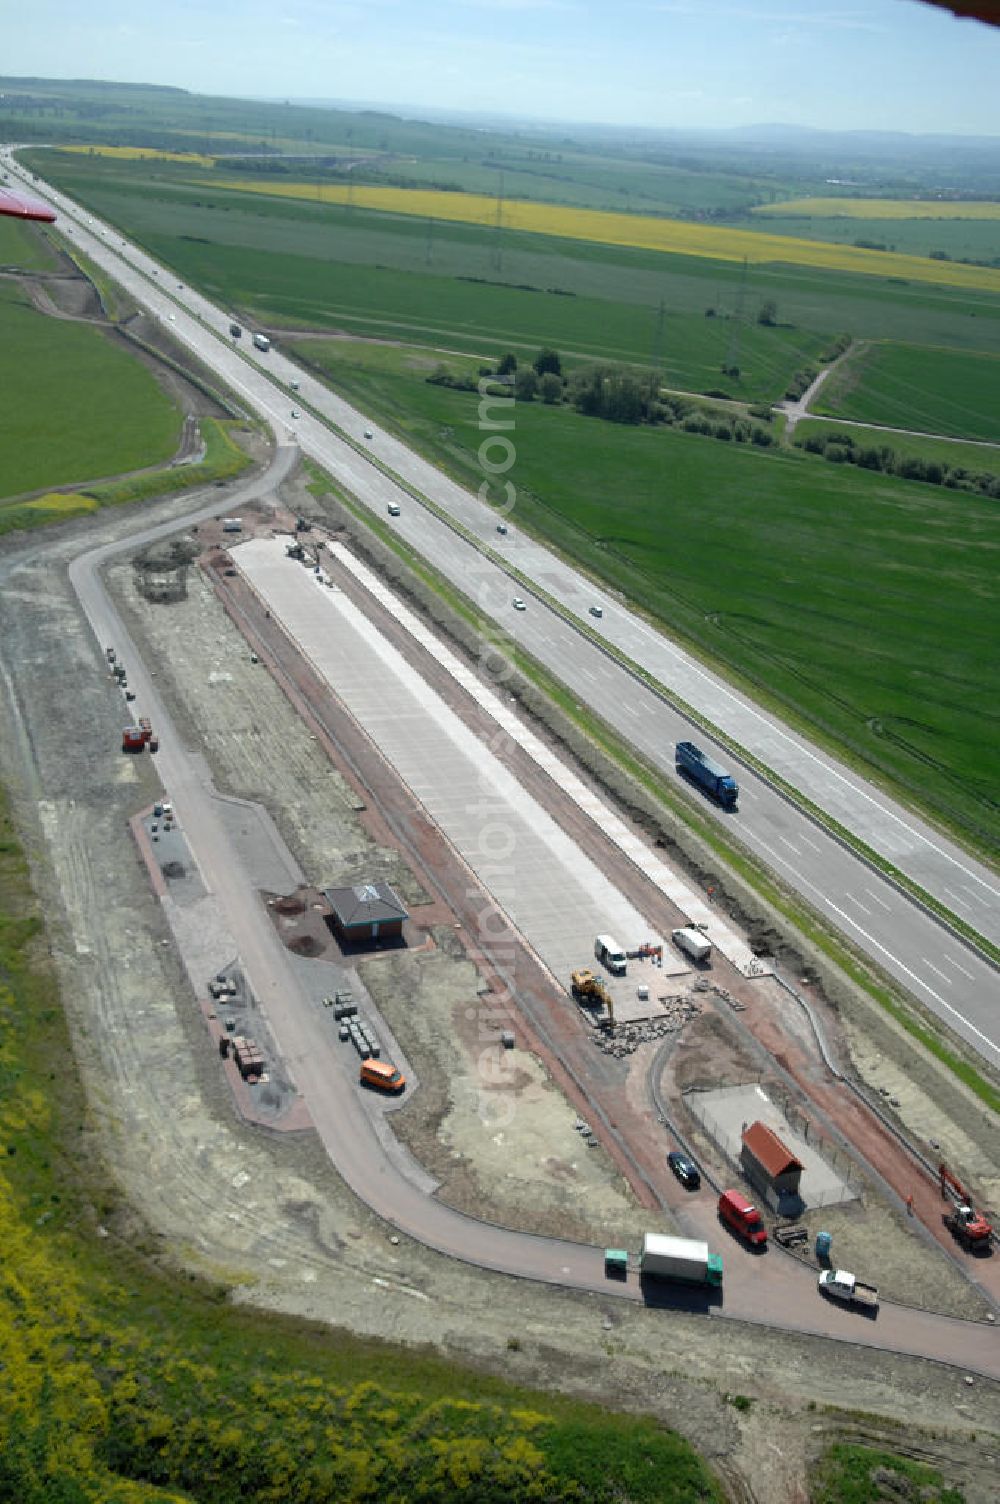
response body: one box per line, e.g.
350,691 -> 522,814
696,979 -> 746,1011
591,994 -> 701,1056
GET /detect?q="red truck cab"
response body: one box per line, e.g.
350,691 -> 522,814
719,1190 -> 767,1247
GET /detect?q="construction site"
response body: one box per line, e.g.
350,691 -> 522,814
92,485 -> 1000,1301
1,449 -> 998,1504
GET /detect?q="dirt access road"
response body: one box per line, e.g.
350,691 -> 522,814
60,476 -> 1000,1383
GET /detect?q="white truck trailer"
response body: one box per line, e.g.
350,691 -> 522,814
252,332 -> 271,352
818,1270 -> 879,1312
672,927 -> 712,964
640,1233 -> 723,1287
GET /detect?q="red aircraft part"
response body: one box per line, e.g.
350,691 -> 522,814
0,189 -> 56,223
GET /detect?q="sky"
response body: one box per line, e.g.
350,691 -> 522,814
5,0 -> 1000,135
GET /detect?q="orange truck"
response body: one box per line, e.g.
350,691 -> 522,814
718,1190 -> 768,1247
360,1059 -> 405,1094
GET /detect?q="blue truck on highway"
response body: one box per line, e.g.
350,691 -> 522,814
675,740 -> 739,810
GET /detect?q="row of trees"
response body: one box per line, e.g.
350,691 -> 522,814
429,349 -> 779,445
800,429 -> 1000,496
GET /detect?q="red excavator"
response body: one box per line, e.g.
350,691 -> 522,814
939,1163 -> 993,1251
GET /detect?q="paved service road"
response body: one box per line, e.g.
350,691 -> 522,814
7,150 -> 998,1070
55,469 -> 1000,1382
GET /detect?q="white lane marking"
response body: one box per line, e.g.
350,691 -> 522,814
751,833 -> 1000,1064
800,834 -> 822,853
779,836 -> 801,854
941,955 -> 976,981
844,892 -> 872,916
865,887 -> 893,912
922,957 -> 952,984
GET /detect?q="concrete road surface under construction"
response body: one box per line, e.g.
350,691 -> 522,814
51,483 -> 998,1382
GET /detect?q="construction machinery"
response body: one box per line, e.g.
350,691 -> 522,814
571,968 -> 610,1006
570,969 -> 614,1029
939,1163 -> 993,1250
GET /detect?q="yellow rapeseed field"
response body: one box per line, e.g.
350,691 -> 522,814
211,177 -> 1000,292
61,144 -> 215,167
753,197 -> 1000,219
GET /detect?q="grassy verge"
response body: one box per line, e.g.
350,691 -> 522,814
0,419 -> 251,537
0,786 -> 725,1501
310,464 -> 1000,1116
63,241 -> 137,323
810,1442 -> 966,1503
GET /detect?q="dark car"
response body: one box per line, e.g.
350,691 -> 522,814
667,1150 -> 701,1190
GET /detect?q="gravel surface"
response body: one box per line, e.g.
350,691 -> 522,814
360,934 -> 648,1244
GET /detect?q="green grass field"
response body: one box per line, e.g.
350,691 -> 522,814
0,213 -> 57,269
293,336 -> 1000,851
726,211 -> 1000,264
814,340 -> 1000,442
371,149 -> 780,214
31,151 -> 1000,365
0,279 -> 181,499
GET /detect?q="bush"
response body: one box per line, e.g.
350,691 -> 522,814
515,367 -> 538,401
427,364 -> 477,392
569,363 -> 661,425
784,367 -> 817,401
539,371 -> 564,405
533,347 -> 562,377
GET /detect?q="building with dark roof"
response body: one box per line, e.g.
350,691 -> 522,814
324,881 -> 408,947
740,1121 -> 803,1206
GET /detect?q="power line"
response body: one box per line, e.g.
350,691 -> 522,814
493,172 -> 508,275
651,298 -> 666,379
725,256 -> 749,375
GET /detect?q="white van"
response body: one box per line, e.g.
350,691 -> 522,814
594,935 -> 627,976
672,927 -> 712,964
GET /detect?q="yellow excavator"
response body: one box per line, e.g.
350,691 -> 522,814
570,969 -> 615,1029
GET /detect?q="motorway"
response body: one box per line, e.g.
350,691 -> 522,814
4,149 -> 999,1072
52,448 -> 999,1381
